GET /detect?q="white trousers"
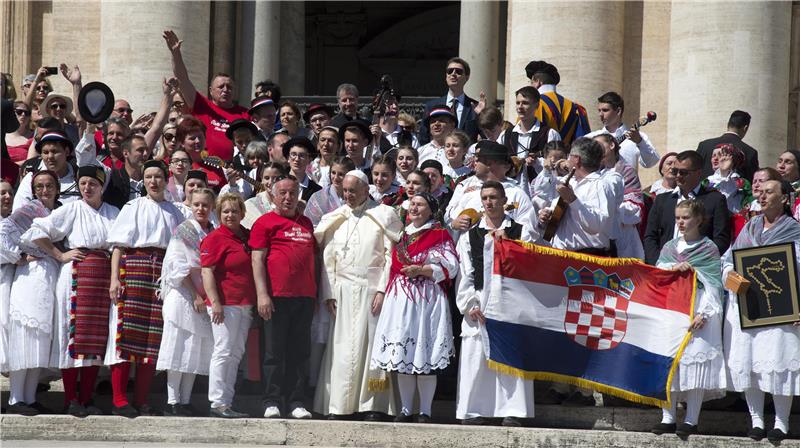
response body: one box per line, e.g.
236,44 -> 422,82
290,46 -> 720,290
207,306 -> 252,408
8,368 -> 40,405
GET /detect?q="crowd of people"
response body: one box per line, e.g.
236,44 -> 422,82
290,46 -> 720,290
1,28 -> 800,444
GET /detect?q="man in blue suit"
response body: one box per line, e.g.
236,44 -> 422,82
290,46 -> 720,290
420,57 -> 480,145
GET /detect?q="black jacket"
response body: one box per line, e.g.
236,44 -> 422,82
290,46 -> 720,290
696,132 -> 759,182
301,178 -> 322,202
643,185 -> 731,265
103,168 -> 138,210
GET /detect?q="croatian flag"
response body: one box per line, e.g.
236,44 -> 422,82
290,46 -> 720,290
482,238 -> 695,407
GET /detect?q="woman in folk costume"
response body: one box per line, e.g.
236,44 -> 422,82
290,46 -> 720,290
106,160 -> 186,418
305,156 -> 354,227
1,170 -> 60,415
369,156 -> 403,207
26,166 -> 119,417
0,180 -> 14,375
455,180 -> 536,427
241,161 -> 288,229
371,193 -> 457,423
650,199 -> 725,439
156,187 -> 216,417
723,179 -> 800,443
593,133 -> 644,259
172,169 -> 209,220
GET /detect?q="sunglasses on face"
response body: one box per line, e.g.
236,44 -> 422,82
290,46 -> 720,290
14,109 -> 30,116
162,133 -> 176,142
446,67 -> 464,76
114,107 -> 133,114
172,101 -> 184,109
22,83 -> 31,89
669,168 -> 699,176
35,86 -> 50,92
49,103 -> 67,110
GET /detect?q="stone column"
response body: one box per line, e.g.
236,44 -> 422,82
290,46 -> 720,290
252,1 -> 281,93
504,1 -> 624,127
100,1 -> 211,113
459,0 -> 499,104
789,4 -> 800,150
279,1 -> 305,96
210,1 -> 237,80
667,2 -> 792,164
0,1 -> 33,90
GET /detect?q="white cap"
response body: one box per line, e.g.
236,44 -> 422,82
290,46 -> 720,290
345,169 -> 369,185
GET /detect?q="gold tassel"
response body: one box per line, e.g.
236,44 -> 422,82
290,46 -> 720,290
368,378 -> 388,392
512,240 -> 644,267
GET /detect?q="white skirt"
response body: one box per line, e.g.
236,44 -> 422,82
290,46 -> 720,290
104,303 -> 125,366
724,292 -> 800,395
50,263 -> 102,369
0,264 -> 14,372
371,284 -> 454,374
6,320 -> 52,371
670,314 -> 726,400
156,319 -> 213,375
456,333 -> 535,419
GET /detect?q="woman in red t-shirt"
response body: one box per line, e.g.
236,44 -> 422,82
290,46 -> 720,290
200,192 -> 255,418
176,117 -> 226,191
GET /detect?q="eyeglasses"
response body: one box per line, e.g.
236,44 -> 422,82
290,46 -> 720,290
14,109 -> 30,116
170,158 -> 191,165
49,103 -> 67,110
669,168 -> 699,176
114,107 -> 133,114
162,133 -> 176,142
288,152 -> 308,160
446,67 -> 465,76
33,183 -> 57,192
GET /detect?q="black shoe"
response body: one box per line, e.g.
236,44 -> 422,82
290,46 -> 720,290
650,422 -> 677,435
327,413 -> 344,420
363,411 -> 383,422
675,423 -> 697,440
415,413 -> 431,424
112,404 -> 139,418
83,402 -> 104,416
768,428 -> 788,443
536,389 -> 566,405
501,416 -> 522,427
65,400 -> 89,418
164,404 -> 182,416
748,427 -> 766,441
210,405 -> 248,419
7,403 -> 38,416
394,413 -> 413,423
28,402 -> 52,414
561,391 -> 595,407
178,404 -> 194,417
36,383 -> 50,393
462,416 -> 487,425
135,404 -> 162,416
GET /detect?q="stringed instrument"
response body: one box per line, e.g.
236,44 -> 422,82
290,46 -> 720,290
458,202 -> 519,227
617,111 -> 657,145
369,75 -> 396,160
201,156 -> 263,194
542,167 -> 577,241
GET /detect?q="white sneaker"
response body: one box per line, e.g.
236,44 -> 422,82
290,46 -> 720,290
290,407 -> 312,419
263,405 -> 281,418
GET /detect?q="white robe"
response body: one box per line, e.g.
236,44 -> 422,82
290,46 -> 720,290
242,192 -> 273,230
156,219 -> 214,375
455,216 -> 536,419
25,200 -> 119,369
313,200 -> 403,416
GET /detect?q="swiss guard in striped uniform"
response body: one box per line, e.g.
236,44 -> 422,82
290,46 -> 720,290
526,60 -> 591,146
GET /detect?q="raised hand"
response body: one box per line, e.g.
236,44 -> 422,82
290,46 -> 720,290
60,64 -> 82,85
474,91 -> 487,115
163,30 -> 183,52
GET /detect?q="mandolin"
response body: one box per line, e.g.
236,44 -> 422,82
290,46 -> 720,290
542,167 -> 577,241
201,156 -> 262,193
617,111 -> 657,145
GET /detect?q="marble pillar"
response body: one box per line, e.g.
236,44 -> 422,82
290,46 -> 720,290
667,2 -> 792,165
252,1 -> 281,93
210,1 -> 237,81
789,4 -> 800,150
459,0 -> 499,105
0,1 -> 33,92
100,1 -> 211,114
279,1 -> 305,96
504,1 -> 625,127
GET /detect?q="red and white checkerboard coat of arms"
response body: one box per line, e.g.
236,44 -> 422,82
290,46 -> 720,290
563,267 -> 633,350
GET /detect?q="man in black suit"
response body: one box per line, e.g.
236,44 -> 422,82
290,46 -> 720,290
696,110 -> 758,181
282,137 -> 321,202
330,83 -> 369,128
644,151 -> 731,265
419,57 -> 480,144
103,135 -> 147,209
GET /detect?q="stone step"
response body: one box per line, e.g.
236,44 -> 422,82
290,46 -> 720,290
3,414 -> 800,448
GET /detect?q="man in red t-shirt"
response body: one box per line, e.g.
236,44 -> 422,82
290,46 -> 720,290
164,30 -> 248,162
250,176 -> 317,420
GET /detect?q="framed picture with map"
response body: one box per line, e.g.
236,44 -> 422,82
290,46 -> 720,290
733,242 -> 800,329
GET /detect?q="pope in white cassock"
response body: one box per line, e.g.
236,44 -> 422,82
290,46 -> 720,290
313,170 -> 403,419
